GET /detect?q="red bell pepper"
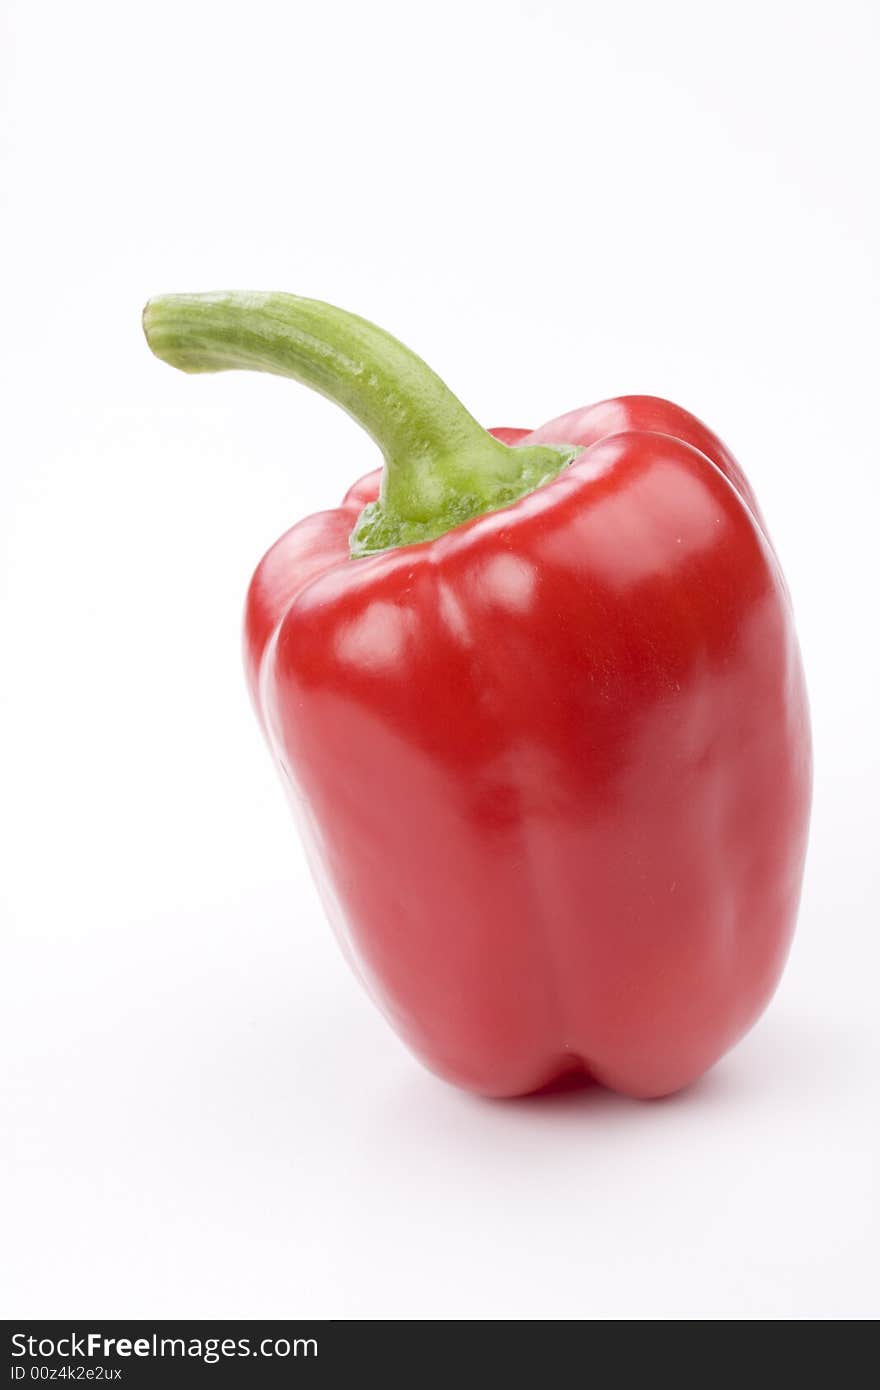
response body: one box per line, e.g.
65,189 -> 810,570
144,292 -> 811,1099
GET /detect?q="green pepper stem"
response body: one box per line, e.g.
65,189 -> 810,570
142,291 -> 577,556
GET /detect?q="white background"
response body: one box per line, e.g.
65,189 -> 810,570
2,0 -> 878,1321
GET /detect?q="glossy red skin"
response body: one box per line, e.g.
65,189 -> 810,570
245,397 -> 811,1099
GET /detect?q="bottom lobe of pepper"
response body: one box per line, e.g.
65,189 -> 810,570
459,1063 -> 695,1103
